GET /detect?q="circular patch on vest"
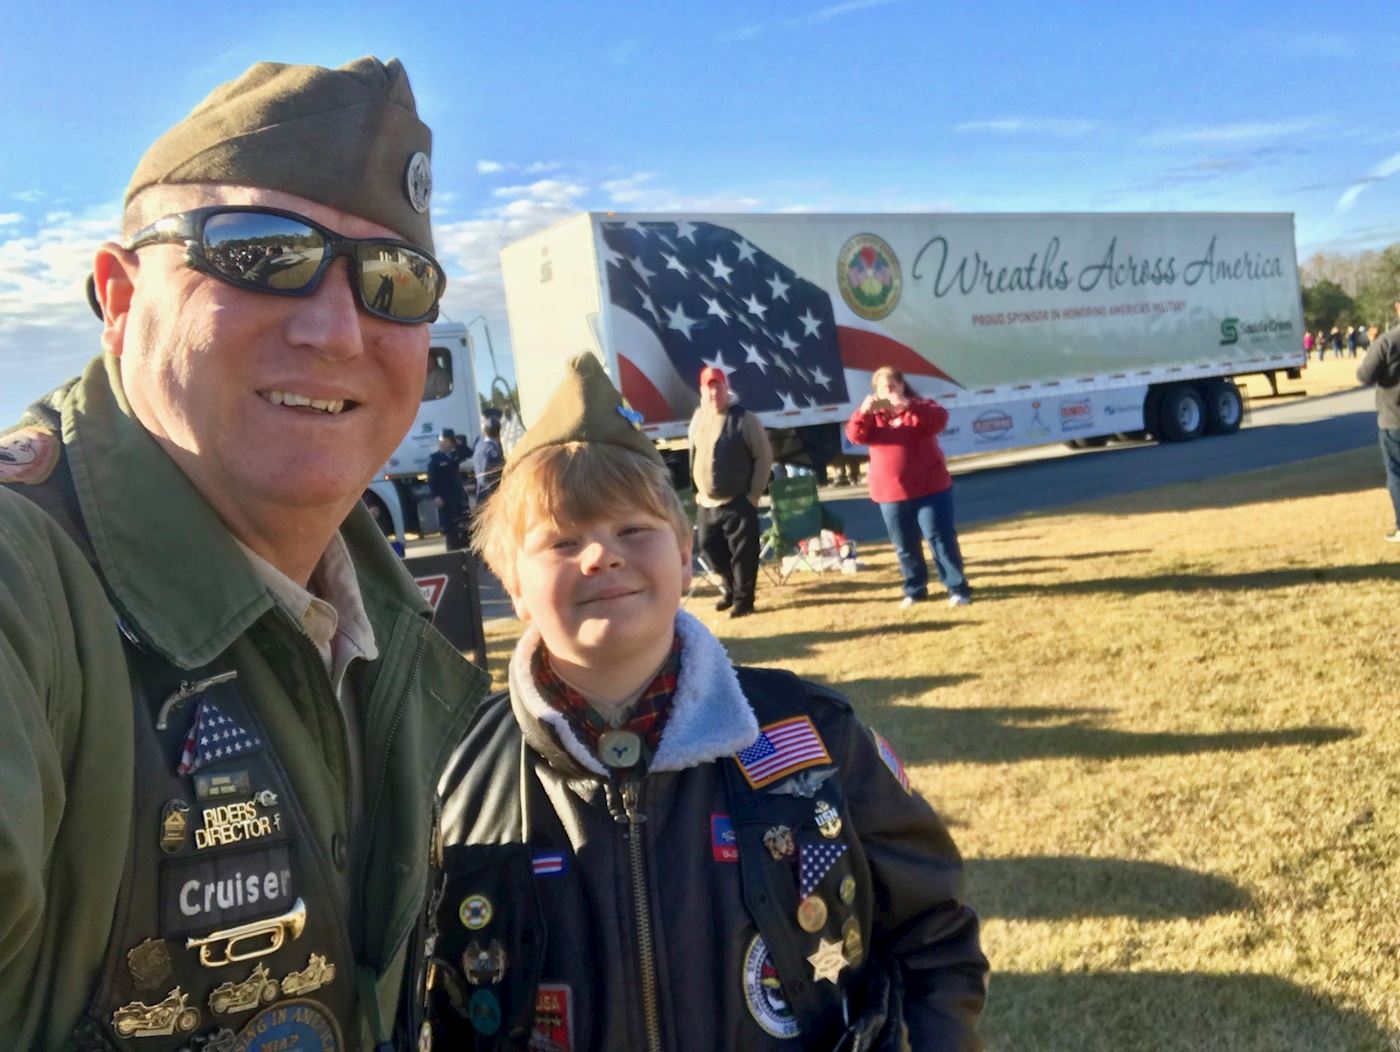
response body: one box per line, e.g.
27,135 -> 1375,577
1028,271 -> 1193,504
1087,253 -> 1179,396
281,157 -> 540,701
742,933 -> 800,1040
232,998 -> 342,1051
0,426 -> 58,486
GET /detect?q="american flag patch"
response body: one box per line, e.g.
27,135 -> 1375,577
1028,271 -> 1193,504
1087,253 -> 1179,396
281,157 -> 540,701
872,729 -> 910,794
177,699 -> 262,775
532,852 -> 568,876
734,717 -> 832,790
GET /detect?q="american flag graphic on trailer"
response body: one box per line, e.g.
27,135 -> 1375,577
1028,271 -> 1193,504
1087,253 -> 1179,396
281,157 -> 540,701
601,219 -> 850,420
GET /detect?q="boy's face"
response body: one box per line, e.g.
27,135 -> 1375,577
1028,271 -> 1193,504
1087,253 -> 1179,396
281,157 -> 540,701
510,507 -> 692,668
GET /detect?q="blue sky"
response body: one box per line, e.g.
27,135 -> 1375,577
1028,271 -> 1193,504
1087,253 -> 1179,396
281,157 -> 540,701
3,0 -> 1398,423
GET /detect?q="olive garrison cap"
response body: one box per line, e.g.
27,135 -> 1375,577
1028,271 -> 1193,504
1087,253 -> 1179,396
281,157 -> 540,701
506,353 -> 663,473
126,56 -> 434,250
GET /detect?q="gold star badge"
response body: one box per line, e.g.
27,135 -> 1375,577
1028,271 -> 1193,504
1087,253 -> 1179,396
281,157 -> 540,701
807,937 -> 846,984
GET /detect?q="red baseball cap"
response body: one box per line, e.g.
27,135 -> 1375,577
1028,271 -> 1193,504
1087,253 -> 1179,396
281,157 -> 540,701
699,366 -> 727,387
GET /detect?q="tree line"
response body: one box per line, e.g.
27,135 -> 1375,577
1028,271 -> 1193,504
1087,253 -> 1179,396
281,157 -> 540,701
1299,242 -> 1400,332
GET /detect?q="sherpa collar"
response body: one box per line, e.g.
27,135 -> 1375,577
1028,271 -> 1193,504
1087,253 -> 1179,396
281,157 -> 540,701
507,609 -> 760,778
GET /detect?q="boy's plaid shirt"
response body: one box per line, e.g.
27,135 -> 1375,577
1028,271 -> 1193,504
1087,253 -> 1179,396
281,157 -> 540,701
533,636 -> 683,761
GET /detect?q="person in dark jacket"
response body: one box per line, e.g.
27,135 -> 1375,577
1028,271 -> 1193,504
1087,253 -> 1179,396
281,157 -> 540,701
428,426 -> 469,549
420,354 -> 987,1051
1356,299 -> 1400,541
688,366 -> 774,617
846,366 -> 972,608
472,413 -> 505,503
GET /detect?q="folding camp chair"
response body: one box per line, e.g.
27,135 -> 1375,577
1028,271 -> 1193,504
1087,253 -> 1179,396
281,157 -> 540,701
675,487 -> 724,602
758,475 -> 835,585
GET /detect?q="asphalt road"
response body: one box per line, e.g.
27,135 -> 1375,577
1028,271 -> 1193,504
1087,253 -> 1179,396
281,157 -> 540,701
419,385 -> 1380,620
821,386 -> 1379,543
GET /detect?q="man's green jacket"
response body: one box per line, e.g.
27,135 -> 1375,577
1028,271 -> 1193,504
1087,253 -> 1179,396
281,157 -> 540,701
0,356 -> 489,1048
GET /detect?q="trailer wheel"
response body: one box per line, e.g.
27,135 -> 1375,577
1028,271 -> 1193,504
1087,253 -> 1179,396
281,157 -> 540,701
1202,380 -> 1243,435
1156,384 -> 1205,442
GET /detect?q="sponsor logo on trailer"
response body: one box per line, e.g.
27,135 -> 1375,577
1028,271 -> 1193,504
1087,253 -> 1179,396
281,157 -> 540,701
836,233 -> 902,321
972,411 -> 1014,442
1058,399 -> 1094,432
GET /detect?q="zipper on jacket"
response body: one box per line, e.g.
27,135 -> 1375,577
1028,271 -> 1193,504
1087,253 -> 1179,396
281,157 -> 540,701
612,778 -> 663,1052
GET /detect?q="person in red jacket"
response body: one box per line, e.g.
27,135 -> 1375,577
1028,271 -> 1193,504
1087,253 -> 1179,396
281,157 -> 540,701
846,366 -> 973,608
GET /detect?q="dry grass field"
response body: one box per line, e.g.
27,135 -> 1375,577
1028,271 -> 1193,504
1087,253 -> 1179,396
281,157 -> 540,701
1238,352 -> 1365,403
482,441 -> 1400,1051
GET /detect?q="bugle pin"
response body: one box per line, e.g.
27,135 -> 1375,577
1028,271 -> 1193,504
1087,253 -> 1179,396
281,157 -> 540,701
186,897 -> 307,967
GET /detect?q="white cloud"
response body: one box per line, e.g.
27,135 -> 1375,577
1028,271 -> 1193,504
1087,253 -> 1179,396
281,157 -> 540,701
12,190 -> 43,203
1142,118 -> 1323,146
955,117 -> 1097,138
1335,150 -> 1400,214
0,212 -> 22,225
806,0 -> 899,21
490,180 -> 588,205
477,159 -> 562,176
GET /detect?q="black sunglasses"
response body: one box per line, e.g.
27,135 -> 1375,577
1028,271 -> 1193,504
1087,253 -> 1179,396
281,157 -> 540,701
121,206 -> 446,324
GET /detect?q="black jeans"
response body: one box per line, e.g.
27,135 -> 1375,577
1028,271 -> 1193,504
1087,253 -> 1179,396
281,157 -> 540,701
697,497 -> 761,605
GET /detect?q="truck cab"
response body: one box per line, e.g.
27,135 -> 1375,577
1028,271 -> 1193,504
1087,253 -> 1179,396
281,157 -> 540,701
364,321 -> 481,541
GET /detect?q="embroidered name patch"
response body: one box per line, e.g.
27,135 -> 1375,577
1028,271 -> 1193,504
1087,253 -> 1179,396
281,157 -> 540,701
160,843 -> 294,937
734,716 -> 832,790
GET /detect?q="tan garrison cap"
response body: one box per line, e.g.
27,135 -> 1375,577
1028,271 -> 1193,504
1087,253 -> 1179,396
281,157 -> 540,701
127,56 -> 434,249
507,353 -> 663,472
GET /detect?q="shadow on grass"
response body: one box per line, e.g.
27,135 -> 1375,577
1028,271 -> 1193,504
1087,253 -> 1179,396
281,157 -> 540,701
725,626 -> 977,664
983,971 -> 1395,1051
974,561 -> 1400,600
814,680 -> 1355,765
966,856 -> 1252,920
971,549 -> 1153,567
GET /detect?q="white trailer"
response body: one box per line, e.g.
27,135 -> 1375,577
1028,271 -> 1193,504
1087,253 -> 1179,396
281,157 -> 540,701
363,321 -> 482,540
500,212 -> 1303,468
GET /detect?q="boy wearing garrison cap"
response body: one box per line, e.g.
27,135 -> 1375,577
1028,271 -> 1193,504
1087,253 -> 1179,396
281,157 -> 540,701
0,58 -> 488,1048
423,355 -> 987,1051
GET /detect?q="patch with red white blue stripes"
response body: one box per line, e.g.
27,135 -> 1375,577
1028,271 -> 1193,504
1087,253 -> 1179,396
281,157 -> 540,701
532,851 -> 569,876
872,729 -> 911,794
734,716 -> 832,790
710,813 -> 739,862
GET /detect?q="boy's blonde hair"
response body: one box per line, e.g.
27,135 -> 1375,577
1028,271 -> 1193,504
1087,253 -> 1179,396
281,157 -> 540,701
472,441 -> 691,593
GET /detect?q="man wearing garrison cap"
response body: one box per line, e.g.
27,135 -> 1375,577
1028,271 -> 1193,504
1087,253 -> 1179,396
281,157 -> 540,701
0,58 -> 488,1049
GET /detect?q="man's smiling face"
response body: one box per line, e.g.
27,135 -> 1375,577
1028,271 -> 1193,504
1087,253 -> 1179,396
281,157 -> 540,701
112,184 -> 430,513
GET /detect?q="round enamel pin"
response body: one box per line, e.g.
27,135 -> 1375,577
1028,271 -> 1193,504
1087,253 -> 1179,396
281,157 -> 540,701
796,894 -> 828,933
459,894 -> 493,931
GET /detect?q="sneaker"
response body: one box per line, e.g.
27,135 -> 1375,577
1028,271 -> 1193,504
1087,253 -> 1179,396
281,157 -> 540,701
898,596 -> 918,609
948,592 -> 972,608
1387,530 -> 1400,543
715,592 -> 735,612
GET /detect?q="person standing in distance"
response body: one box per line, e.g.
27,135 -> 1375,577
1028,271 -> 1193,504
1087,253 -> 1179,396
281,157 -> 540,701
688,367 -> 774,618
472,413 -> 506,504
1357,298 -> 1400,542
847,366 -> 973,608
0,58 -> 488,1049
429,426 -> 470,549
